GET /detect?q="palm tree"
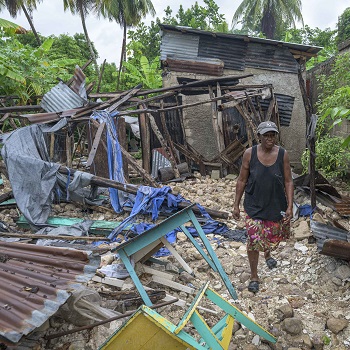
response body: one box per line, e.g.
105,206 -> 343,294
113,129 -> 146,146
96,0 -> 155,89
63,0 -> 99,75
1,0 -> 42,45
232,0 -> 303,40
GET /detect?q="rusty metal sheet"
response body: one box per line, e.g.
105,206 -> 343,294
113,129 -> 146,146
165,55 -> 224,76
310,220 -> 350,260
40,81 -> 87,113
334,200 -> 350,217
70,66 -> 87,99
20,107 -> 88,124
321,240 -> 350,261
0,242 -> 98,343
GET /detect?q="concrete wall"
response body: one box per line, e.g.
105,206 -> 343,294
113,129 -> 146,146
163,67 -> 307,171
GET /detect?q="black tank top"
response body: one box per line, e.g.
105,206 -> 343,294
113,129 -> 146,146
243,145 -> 287,221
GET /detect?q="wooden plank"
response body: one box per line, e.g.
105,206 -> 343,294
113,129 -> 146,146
16,215 -> 125,235
160,237 -> 193,275
0,232 -> 109,241
138,106 -> 151,174
160,99 -> 180,164
208,85 -> 225,153
92,275 -> 124,288
175,282 -> 209,334
116,117 -> 129,182
147,113 -> 180,178
142,265 -> 175,281
152,275 -> 196,294
86,122 -> 106,167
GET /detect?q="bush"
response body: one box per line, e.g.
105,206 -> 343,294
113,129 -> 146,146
301,136 -> 350,179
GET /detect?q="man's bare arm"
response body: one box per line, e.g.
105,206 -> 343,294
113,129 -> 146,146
283,150 -> 294,222
233,148 -> 251,219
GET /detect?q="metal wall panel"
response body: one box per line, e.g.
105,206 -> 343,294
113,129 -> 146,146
245,43 -> 299,73
255,94 -> 295,126
160,31 -> 199,61
198,36 -> 247,71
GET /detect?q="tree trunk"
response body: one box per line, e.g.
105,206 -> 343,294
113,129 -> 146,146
117,23 -> 127,90
78,2 -> 99,76
21,5 -> 41,46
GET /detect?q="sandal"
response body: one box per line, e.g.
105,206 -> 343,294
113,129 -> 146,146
248,280 -> 259,293
265,257 -> 277,269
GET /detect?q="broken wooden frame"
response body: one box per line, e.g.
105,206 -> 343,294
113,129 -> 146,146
112,204 -> 238,307
98,281 -> 276,350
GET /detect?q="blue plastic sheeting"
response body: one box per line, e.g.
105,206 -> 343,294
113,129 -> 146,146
101,186 -> 230,257
91,110 -> 125,213
108,186 -> 174,241
298,204 -> 314,218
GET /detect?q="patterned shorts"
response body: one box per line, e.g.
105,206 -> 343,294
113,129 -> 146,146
245,213 -> 290,252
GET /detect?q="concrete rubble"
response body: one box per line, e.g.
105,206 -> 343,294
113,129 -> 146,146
0,172 -> 349,350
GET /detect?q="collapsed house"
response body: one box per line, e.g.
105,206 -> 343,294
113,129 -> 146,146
159,24 -> 322,169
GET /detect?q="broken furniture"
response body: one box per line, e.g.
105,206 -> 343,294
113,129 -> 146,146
113,204 -> 237,306
98,281 -> 276,350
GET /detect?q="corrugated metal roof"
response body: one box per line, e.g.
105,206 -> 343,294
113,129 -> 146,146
160,31 -> 199,61
160,25 -> 322,57
198,36 -> 247,71
310,220 -> 350,256
40,81 -> 87,113
246,42 -> 298,73
0,242 -> 98,343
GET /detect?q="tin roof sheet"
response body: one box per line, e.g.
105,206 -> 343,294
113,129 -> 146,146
160,25 -> 322,57
311,220 -> 350,249
0,242 -> 98,343
40,81 -> 87,113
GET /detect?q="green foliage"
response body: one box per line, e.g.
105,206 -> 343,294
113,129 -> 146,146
280,25 -> 337,70
336,7 -> 350,46
127,20 -> 161,63
317,53 -> 350,117
163,0 -> 228,31
122,55 -> 162,90
301,137 -> 350,179
232,0 -> 303,40
322,335 -> 331,346
0,31 -> 73,104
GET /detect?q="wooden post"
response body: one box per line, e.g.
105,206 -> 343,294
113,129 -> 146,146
216,82 -> 225,148
298,65 -> 316,209
138,106 -> 151,174
209,85 -> 225,153
147,113 -> 180,178
160,99 -> 180,164
66,133 -> 73,168
117,117 -> 129,182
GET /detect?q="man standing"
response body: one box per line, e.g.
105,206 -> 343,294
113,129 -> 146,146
233,121 -> 294,293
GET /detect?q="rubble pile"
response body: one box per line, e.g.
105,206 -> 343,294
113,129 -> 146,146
0,173 -> 349,350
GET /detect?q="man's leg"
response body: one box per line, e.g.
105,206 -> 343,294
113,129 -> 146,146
247,249 -> 259,281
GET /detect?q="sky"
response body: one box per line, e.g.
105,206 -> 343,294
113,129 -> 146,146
1,0 -> 349,65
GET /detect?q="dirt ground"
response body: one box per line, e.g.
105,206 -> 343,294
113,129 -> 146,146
0,173 -> 349,350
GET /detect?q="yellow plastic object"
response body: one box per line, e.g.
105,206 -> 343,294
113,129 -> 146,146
99,306 -> 196,350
